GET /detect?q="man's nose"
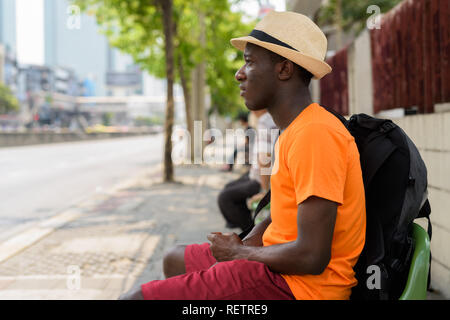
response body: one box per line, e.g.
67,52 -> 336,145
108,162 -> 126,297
235,65 -> 245,82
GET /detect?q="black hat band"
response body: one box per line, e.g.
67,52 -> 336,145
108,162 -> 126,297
249,29 -> 298,52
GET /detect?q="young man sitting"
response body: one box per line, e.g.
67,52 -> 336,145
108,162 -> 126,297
120,11 -> 366,300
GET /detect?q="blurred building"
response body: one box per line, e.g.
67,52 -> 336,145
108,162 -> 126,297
42,0 -> 185,125
0,0 -> 19,94
43,0 -> 150,99
53,66 -> 80,96
44,0 -> 109,96
4,0 -> 187,128
16,64 -> 85,127
17,65 -> 52,117
106,47 -> 143,97
0,0 -> 17,54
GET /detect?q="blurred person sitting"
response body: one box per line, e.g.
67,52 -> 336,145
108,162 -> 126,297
217,109 -> 278,231
221,111 -> 253,172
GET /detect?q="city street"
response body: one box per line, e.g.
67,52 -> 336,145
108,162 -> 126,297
0,162 -> 239,299
0,0 -> 447,302
0,134 -> 163,242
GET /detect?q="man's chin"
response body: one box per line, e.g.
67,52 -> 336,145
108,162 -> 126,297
245,102 -> 266,111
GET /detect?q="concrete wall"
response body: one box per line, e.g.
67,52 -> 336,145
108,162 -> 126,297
312,2 -> 450,299
348,29 -> 374,116
0,131 -> 157,148
328,25 -> 450,297
394,109 -> 450,298
315,29 -> 374,116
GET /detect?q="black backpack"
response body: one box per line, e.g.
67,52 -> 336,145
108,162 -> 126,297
240,111 -> 432,300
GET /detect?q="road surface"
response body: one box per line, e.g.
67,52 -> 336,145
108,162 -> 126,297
0,134 -> 163,242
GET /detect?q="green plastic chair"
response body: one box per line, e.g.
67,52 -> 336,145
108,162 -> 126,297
399,223 -> 431,300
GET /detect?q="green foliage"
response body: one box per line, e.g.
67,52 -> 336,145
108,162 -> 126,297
74,0 -> 254,117
102,112 -> 113,126
75,0 -> 165,77
203,4 -> 253,116
134,115 -> 163,126
318,0 -> 404,35
0,83 -> 19,114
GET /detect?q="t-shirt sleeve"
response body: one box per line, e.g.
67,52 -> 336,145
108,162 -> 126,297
287,124 -> 349,205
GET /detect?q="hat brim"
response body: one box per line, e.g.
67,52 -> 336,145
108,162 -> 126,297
230,36 -> 332,80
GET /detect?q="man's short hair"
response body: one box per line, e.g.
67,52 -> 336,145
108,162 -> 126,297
267,50 -> 314,86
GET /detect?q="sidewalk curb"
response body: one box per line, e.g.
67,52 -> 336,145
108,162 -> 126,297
0,209 -> 83,264
0,163 -> 162,265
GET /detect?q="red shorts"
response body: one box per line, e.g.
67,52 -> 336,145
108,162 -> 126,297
141,243 -> 295,300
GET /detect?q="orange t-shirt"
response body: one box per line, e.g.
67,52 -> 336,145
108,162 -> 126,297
263,103 -> 366,300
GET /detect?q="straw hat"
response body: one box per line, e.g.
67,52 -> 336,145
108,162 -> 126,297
231,11 -> 332,80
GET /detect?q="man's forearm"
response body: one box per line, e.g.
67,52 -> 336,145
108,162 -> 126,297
236,241 -> 320,275
240,217 -> 318,275
208,218 -> 326,275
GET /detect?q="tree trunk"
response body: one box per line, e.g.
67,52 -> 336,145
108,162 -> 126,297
191,12 -> 207,163
177,54 -> 194,163
335,0 -> 343,50
160,0 -> 175,182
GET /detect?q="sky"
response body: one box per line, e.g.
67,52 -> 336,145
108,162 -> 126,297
232,0 -> 286,20
16,0 -> 44,65
15,0 -> 286,66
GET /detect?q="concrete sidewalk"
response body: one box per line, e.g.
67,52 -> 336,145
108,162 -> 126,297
0,163 -> 445,300
0,164 -> 242,299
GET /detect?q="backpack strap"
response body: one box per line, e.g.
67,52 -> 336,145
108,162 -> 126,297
418,199 -> 432,239
238,129 -> 280,240
417,198 -> 432,291
238,190 -> 271,239
324,106 -> 349,129
253,190 -> 271,219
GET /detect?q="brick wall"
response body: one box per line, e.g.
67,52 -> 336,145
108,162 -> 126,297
394,110 -> 450,298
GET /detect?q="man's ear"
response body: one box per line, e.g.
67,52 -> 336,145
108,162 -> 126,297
277,60 -> 295,81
